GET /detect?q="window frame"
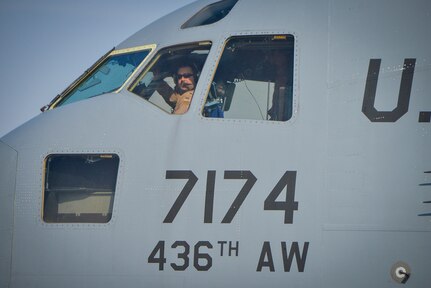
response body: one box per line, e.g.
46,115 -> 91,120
41,153 -> 121,224
47,45 -> 156,110
128,41 -> 212,115
200,33 -> 298,123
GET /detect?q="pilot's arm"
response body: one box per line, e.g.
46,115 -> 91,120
170,90 -> 193,114
155,80 -> 176,109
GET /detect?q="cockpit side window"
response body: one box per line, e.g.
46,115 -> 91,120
43,154 -> 119,223
203,35 -> 295,121
130,42 -> 211,114
50,46 -> 154,109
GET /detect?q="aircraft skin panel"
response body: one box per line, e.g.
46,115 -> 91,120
322,231 -> 431,287
116,0 -> 215,50
326,0 -> 431,230
0,141 -> 17,288
2,93 -> 320,287
0,0 -> 430,287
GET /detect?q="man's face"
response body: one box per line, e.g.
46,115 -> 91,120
176,66 -> 195,93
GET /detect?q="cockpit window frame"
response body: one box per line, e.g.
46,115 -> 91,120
128,41 -> 212,115
200,32 -> 298,123
47,44 -> 156,110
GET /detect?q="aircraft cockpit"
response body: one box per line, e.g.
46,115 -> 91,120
44,33 -> 295,123
130,42 -> 211,114
129,34 -> 295,121
203,35 -> 295,121
38,35 -> 295,223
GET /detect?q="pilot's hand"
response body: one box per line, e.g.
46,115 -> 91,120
172,91 -> 193,114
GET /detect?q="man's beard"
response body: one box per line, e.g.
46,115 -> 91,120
178,83 -> 194,93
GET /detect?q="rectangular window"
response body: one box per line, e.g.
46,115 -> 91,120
43,154 -> 119,223
130,42 -> 211,115
203,35 -> 295,121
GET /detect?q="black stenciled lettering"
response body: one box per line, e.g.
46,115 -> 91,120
362,58 -> 416,122
264,171 -> 298,224
171,241 -> 190,271
194,241 -> 213,271
228,241 -> 239,257
218,241 -> 227,256
419,111 -> 431,123
164,170 -> 299,224
204,171 -> 216,223
281,242 -> 309,272
164,171 -> 198,223
148,241 -> 166,271
257,241 -> 275,272
222,171 -> 257,223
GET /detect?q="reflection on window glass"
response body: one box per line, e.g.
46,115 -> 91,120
43,154 -> 119,223
131,42 -> 211,114
203,35 -> 295,121
57,48 -> 151,107
181,0 -> 238,28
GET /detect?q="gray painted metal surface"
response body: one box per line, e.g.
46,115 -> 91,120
0,141 -> 17,288
0,0 -> 430,287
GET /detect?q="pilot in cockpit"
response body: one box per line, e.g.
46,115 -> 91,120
203,80 -> 226,118
135,62 -> 197,115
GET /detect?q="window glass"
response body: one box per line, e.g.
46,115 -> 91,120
130,42 -> 211,114
54,48 -> 152,107
203,35 -> 295,121
43,154 -> 119,223
181,0 -> 238,29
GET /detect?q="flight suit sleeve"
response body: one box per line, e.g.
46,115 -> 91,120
155,80 -> 176,109
172,90 -> 194,114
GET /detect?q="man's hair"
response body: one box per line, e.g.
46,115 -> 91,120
174,62 -> 199,82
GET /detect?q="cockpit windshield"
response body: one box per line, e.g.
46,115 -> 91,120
51,46 -> 154,108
